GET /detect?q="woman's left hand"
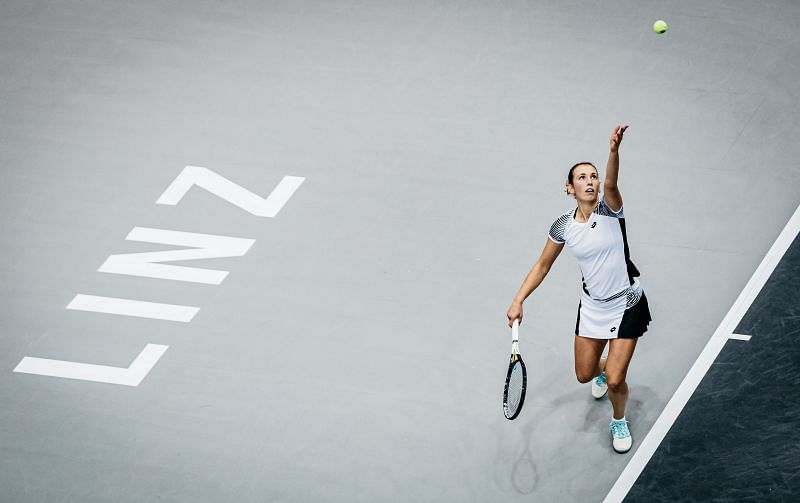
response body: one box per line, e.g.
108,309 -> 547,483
610,124 -> 629,152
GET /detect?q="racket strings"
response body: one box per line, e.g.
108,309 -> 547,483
505,362 -> 525,416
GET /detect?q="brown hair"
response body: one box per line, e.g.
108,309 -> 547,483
567,162 -> 598,184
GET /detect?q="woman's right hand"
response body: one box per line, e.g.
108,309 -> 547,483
507,302 -> 523,327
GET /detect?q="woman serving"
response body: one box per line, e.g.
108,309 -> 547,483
506,125 -> 652,454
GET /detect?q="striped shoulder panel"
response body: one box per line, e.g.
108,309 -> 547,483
548,212 -> 572,243
595,199 -> 624,218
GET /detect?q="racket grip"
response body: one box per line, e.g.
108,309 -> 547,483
511,318 -> 519,342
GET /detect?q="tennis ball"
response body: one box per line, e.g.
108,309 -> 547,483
653,20 -> 668,34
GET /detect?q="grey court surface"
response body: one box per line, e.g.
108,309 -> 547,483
1,1 -> 799,502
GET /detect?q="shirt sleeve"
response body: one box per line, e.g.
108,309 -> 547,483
548,213 -> 570,243
597,197 -> 624,218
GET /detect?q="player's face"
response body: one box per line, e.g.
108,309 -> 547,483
568,166 -> 600,203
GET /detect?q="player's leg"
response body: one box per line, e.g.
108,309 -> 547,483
573,335 -> 607,383
605,337 -> 638,452
606,338 -> 637,417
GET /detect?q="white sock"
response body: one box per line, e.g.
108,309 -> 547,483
612,416 -> 626,423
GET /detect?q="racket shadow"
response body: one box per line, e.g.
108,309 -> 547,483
493,415 -> 542,496
510,422 -> 539,495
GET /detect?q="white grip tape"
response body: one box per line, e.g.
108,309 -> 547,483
511,319 -> 519,342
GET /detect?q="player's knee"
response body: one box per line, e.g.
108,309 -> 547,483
576,371 -> 594,384
606,375 -> 625,392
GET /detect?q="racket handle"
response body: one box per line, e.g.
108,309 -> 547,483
511,318 -> 519,342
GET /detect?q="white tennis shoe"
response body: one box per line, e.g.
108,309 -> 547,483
610,418 -> 632,453
591,371 -> 608,399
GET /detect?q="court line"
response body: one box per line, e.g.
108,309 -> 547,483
728,333 -> 752,341
604,202 -> 800,503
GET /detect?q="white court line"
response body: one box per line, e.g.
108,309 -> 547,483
728,333 -> 752,342
604,201 -> 800,503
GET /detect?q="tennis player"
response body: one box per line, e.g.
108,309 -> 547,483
506,125 -> 651,453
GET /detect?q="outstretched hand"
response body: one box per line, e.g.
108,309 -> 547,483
610,124 -> 629,152
507,303 -> 523,328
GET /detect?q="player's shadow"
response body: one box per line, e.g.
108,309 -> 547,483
549,386 -> 605,432
551,383 -> 651,432
494,384 -> 654,495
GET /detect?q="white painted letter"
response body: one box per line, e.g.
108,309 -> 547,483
157,165 -> 304,217
98,227 -> 254,284
14,344 -> 169,386
67,294 -> 199,322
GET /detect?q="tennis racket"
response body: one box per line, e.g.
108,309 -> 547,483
502,319 -> 527,420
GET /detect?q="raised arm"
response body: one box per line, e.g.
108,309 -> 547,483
603,124 -> 628,213
506,238 -> 564,326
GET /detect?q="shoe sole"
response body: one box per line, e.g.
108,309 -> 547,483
613,443 -> 632,454
612,436 -> 632,453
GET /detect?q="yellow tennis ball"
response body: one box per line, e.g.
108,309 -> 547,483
653,20 -> 668,34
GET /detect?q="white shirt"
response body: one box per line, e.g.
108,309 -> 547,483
548,197 -> 641,303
